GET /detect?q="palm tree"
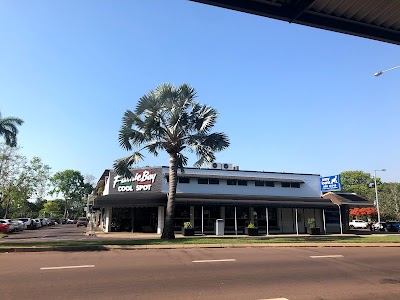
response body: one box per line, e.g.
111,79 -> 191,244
114,83 -> 230,239
0,112 -> 24,147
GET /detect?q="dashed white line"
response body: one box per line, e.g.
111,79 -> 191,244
310,255 -> 344,258
40,265 -> 95,270
192,259 -> 236,263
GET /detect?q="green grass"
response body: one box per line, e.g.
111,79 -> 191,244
1,235 -> 400,248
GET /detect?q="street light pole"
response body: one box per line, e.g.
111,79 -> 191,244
374,169 -> 386,224
374,65 -> 400,77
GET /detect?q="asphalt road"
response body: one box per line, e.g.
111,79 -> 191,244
1,247 -> 400,300
0,224 -> 90,242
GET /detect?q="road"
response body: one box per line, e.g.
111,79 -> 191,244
1,247 -> 400,300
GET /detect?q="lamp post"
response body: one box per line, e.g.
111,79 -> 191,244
374,65 -> 400,76
374,169 -> 386,224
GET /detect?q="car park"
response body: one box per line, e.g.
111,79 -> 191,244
349,219 -> 368,229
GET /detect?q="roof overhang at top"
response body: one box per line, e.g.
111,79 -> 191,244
165,172 -> 304,183
191,0 -> 400,45
322,192 -> 374,207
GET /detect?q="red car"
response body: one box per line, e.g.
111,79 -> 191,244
0,223 -> 10,234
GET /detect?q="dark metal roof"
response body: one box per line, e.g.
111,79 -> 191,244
191,0 -> 400,45
322,192 -> 374,207
166,173 -> 305,183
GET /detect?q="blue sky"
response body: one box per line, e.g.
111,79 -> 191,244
0,0 -> 399,183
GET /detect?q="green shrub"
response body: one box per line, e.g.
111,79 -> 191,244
247,223 -> 256,229
307,218 -> 316,228
183,222 -> 193,229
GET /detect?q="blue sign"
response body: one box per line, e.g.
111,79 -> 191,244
320,175 -> 341,192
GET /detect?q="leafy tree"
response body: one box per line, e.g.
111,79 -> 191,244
0,111 -> 24,147
50,170 -> 85,218
0,145 -> 51,217
349,208 -> 377,221
340,170 -> 377,201
379,183 -> 400,220
41,199 -> 65,218
114,83 -> 229,239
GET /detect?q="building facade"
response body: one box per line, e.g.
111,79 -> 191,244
93,166 -> 346,235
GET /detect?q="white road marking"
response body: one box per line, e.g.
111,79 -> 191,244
40,265 -> 95,270
192,259 -> 236,263
310,255 -> 344,258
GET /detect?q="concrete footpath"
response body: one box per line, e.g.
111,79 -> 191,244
1,227 -> 400,252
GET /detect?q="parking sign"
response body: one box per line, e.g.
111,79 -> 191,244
320,175 -> 341,192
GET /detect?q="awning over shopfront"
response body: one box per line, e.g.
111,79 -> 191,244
322,192 -> 374,208
94,192 -> 167,208
175,193 -> 335,209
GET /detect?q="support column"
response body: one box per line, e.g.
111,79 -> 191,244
234,206 -> 237,235
249,207 -> 254,224
104,208 -> 111,233
266,207 -> 269,236
201,206 -> 204,235
323,209 -> 326,235
295,208 -> 299,235
190,206 -> 195,226
338,205 -> 343,234
157,206 -> 165,234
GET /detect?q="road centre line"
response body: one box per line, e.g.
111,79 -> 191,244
192,259 -> 236,263
310,255 -> 344,258
40,265 -> 95,270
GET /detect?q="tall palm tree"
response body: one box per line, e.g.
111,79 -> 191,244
114,83 -> 230,239
0,112 -> 24,147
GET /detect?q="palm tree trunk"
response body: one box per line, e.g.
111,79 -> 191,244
161,153 -> 178,239
64,199 -> 68,218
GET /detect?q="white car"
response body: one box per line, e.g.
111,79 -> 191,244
33,219 -> 42,228
349,219 -> 368,229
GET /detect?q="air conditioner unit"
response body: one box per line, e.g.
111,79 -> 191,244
222,163 -> 233,170
211,162 -> 222,169
233,166 -> 240,171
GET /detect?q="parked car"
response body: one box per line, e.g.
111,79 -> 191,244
0,223 -> 10,234
39,218 -> 48,226
349,219 -> 368,229
12,219 -> 25,231
0,219 -> 16,232
66,218 -> 74,224
76,217 -> 88,227
33,219 -> 42,228
385,221 -> 400,232
18,218 -> 35,230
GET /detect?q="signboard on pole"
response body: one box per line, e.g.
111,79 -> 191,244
320,175 -> 341,192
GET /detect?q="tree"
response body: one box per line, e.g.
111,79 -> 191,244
41,199 -> 65,218
0,111 -> 24,147
50,170 -> 85,218
349,208 -> 376,220
379,183 -> 400,220
114,83 -> 230,239
340,170 -> 377,201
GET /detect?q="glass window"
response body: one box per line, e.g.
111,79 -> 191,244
281,182 -> 290,188
209,178 -> 219,185
198,178 -> 208,184
265,181 -> 275,187
238,180 -> 247,186
227,179 -> 237,185
255,181 -> 264,187
291,182 -> 300,188
178,177 -> 190,183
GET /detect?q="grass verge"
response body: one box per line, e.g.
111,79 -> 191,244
1,235 -> 400,247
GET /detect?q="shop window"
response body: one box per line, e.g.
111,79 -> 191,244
255,181 -> 264,187
227,179 -> 237,185
265,181 -> 275,187
238,180 -> 247,186
198,178 -> 208,184
209,178 -> 219,185
178,177 -> 190,183
291,182 -> 300,188
281,182 -> 290,188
